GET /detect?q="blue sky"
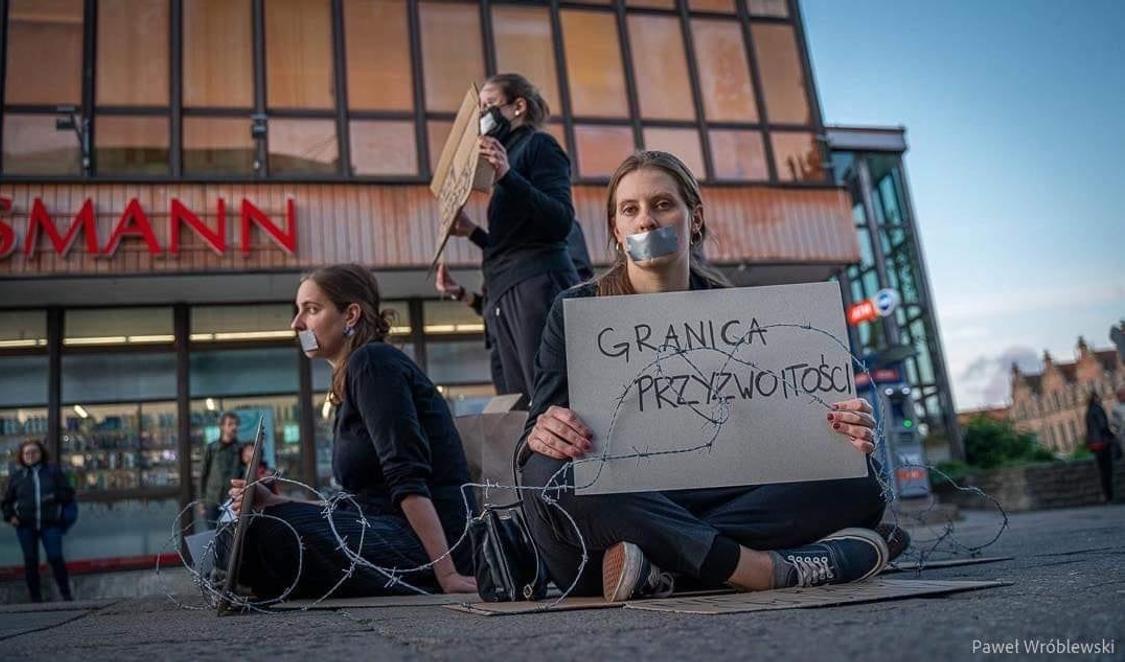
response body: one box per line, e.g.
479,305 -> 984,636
801,0 -> 1125,410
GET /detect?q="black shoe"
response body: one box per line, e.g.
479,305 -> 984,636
875,523 -> 911,562
602,541 -> 675,602
773,528 -> 889,588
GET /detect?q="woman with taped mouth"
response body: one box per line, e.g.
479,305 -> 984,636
518,151 -> 901,602
446,73 -> 581,399
225,264 -> 477,599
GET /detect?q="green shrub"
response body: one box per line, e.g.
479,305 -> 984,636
962,416 -> 1055,469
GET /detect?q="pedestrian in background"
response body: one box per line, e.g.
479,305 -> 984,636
1084,392 -> 1116,503
199,412 -> 242,527
2,440 -> 75,602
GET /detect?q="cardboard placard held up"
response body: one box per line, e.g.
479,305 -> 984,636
430,84 -> 495,268
455,402 -> 528,507
565,282 -> 867,495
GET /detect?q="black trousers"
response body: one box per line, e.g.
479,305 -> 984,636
490,271 -> 578,398
16,525 -> 70,601
217,500 -> 472,600
1094,447 -> 1115,502
520,453 -> 886,596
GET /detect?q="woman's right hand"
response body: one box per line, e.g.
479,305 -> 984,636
449,209 -> 476,237
527,405 -> 594,460
8,517 -> 18,527
228,478 -> 283,513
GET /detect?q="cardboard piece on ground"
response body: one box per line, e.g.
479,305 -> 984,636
446,596 -> 628,616
883,556 -> 1013,573
429,84 -> 495,268
274,593 -> 469,610
623,579 -> 1010,614
565,282 -> 867,495
456,410 -> 529,505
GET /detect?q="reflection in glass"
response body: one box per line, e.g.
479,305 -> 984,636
96,0 -> 169,106
628,15 -> 695,121
643,128 -> 705,180
268,119 -> 339,175
5,0 -> 83,105
2,114 -> 82,175
419,2 -> 484,112
561,11 -> 629,118
752,24 -> 811,124
350,121 -> 418,176
493,6 -> 560,112
709,130 -> 767,180
346,0 -> 413,111
574,125 -> 635,178
183,0 -> 253,108
693,19 -> 758,122
266,0 -> 335,109
95,116 -> 171,176
183,117 -> 255,175
770,131 -> 823,182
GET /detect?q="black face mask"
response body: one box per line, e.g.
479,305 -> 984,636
479,105 -> 512,142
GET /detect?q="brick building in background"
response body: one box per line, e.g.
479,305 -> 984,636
1010,337 -> 1124,454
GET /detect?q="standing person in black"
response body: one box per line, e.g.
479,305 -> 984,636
447,73 -> 579,398
3,440 -> 75,602
1085,392 -> 1116,503
226,265 -> 476,599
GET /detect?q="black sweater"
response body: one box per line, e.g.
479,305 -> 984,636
2,463 -> 74,528
333,342 -> 473,527
474,126 -> 578,302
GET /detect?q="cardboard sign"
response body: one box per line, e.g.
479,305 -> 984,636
565,282 -> 868,495
216,417 -> 265,615
455,408 -> 529,506
430,84 -> 496,268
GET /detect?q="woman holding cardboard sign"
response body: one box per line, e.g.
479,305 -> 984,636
225,265 -> 477,599
518,151 -> 898,602
447,73 -> 580,399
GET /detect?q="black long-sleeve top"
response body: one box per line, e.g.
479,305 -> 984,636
333,342 -> 473,527
475,126 -> 578,302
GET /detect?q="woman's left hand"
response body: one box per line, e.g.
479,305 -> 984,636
827,398 -> 877,455
479,136 -> 510,180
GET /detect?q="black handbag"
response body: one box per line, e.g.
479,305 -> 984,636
469,502 -> 548,602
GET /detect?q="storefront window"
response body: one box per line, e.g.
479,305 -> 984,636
267,119 -> 339,175
345,0 -> 413,112
60,399 -> 178,491
189,347 -> 299,398
749,0 -> 789,18
751,24 -> 811,125
0,329 -> 48,481
183,0 -> 253,108
266,0 -> 335,110
561,10 -> 630,118
96,0 -> 169,107
183,117 -> 255,175
423,300 -> 485,336
628,15 -> 695,121
492,6 -> 560,112
419,2 -> 484,113
574,125 -> 635,178
427,342 -> 491,386
710,130 -> 767,180
442,384 -> 496,417
4,0 -> 83,105
350,121 -> 418,176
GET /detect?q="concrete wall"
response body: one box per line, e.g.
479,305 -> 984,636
935,458 -> 1125,512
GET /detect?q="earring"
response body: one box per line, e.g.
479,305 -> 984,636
691,227 -> 703,246
344,323 -> 356,338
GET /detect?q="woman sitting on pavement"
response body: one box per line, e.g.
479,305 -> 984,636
518,151 -> 898,601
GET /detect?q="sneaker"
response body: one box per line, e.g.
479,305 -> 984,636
602,541 -> 675,602
875,523 -> 911,562
772,527 -> 889,588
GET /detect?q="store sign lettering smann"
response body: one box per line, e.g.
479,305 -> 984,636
0,196 -> 297,259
